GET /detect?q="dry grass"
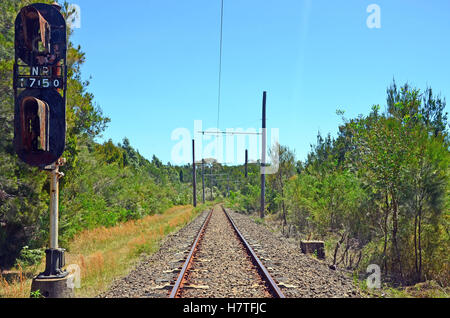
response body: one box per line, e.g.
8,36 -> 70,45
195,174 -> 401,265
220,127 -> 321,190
0,204 -> 205,298
0,265 -> 31,298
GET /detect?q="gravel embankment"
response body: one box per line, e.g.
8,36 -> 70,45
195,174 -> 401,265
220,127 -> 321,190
100,209 -> 210,298
225,208 -> 361,298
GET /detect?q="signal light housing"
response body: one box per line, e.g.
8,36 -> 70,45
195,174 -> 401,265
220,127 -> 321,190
13,3 -> 67,168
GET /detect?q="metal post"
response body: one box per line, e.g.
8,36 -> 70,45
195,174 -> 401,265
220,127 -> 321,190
260,92 -> 266,218
245,149 -> 248,178
31,157 -> 74,297
192,139 -> 197,207
50,3 -> 64,250
49,167 -> 61,249
201,159 -> 205,204
34,158 -> 68,280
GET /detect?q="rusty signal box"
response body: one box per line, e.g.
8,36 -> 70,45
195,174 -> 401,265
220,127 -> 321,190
13,3 -> 67,168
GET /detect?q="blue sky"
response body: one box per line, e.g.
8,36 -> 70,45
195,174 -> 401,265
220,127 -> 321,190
70,0 -> 450,164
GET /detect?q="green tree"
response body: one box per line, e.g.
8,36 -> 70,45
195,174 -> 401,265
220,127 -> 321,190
350,82 -> 449,283
267,143 -> 296,225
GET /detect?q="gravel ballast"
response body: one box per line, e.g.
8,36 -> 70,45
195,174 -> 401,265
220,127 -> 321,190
100,206 -> 361,298
100,209 -> 210,298
180,206 -> 269,298
225,208 -> 360,298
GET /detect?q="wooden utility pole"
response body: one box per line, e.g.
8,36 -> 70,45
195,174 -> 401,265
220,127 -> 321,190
260,91 -> 266,218
192,139 -> 197,207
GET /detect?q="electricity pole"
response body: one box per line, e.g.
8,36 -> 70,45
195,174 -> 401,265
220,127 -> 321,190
210,165 -> 213,200
201,159 -> 205,204
245,149 -> 248,178
192,139 -> 197,207
227,174 -> 230,197
260,91 -> 266,218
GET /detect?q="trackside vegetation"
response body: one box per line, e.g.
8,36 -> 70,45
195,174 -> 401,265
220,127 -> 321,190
225,81 -> 449,295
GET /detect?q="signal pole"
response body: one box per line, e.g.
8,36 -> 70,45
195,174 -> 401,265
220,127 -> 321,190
48,158 -> 65,250
260,92 -> 266,218
14,3 -> 74,298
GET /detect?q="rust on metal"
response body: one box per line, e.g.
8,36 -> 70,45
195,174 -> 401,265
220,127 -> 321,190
19,96 -> 49,152
15,3 -> 67,66
20,6 -> 50,54
14,89 -> 65,167
169,209 -> 213,298
222,206 -> 286,298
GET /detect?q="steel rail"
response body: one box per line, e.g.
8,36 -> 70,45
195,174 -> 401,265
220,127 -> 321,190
221,206 -> 286,298
169,206 -> 285,298
168,209 -> 213,298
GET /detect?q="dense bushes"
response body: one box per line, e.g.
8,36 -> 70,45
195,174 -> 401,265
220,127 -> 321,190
54,138 -> 192,247
226,81 -> 449,287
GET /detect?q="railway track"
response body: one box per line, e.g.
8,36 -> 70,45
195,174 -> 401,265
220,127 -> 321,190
102,205 -> 359,298
168,205 -> 285,298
